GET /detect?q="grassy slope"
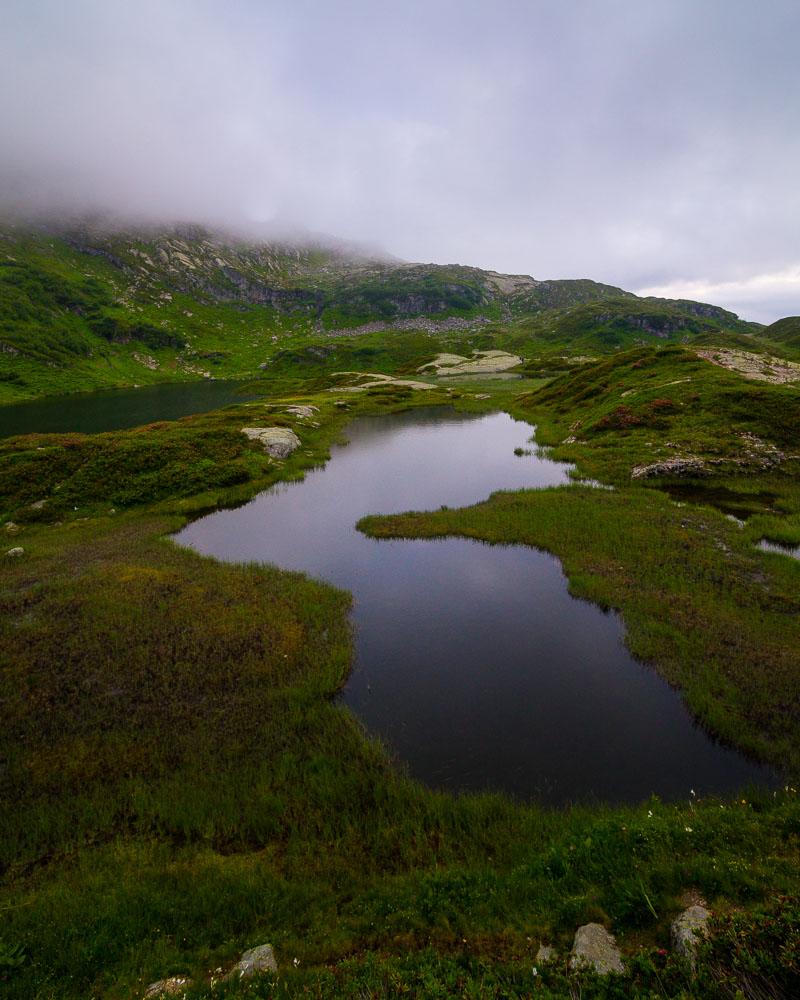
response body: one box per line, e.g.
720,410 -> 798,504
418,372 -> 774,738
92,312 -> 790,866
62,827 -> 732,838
0,222 -> 778,407
1,371 -> 799,998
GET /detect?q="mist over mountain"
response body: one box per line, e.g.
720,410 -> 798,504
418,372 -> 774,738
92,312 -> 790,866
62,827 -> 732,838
2,1 -> 799,321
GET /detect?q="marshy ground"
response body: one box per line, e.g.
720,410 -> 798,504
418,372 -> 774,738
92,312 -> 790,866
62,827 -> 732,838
1,356 -> 799,998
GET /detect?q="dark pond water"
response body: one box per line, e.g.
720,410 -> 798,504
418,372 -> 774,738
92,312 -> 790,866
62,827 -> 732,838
758,538 -> 800,560
0,380 -> 256,439
176,408 -> 777,805
661,483 -> 778,520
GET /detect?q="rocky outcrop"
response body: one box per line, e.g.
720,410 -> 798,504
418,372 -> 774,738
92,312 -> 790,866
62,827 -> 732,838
569,923 -> 624,975
285,405 -> 319,418
671,905 -> 711,964
241,426 -> 301,458
143,977 -> 191,998
224,943 -> 277,980
418,350 -> 522,376
631,457 -> 708,479
696,348 -> 800,385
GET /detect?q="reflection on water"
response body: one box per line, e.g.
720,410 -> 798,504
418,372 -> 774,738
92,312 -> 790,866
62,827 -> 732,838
0,380 -> 256,438
177,408 -> 778,804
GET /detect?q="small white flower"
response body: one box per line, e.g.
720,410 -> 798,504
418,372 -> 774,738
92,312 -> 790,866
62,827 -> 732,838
647,809 -> 653,818
293,957 -> 300,967
690,789 -> 696,797
532,966 -> 538,978
685,826 -> 693,833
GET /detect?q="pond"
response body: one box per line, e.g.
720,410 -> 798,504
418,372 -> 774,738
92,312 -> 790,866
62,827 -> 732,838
176,407 -> 777,805
0,380 -> 256,439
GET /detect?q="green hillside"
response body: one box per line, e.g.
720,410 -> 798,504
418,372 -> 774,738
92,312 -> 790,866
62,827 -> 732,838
0,220 -> 773,403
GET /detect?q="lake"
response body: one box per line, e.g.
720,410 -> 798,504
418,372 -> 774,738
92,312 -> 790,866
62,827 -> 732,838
0,380 -> 256,439
177,407 -> 776,805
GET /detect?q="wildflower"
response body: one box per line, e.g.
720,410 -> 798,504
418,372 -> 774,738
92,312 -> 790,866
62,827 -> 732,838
647,810 -> 653,818
293,957 -> 300,967
685,826 -> 693,833
532,966 -> 538,978
690,789 -> 696,797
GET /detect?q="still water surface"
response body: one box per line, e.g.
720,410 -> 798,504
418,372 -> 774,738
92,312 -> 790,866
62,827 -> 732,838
0,380 -> 255,439
177,408 -> 776,804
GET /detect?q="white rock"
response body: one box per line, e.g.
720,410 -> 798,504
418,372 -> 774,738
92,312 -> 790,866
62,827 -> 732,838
143,977 -> 191,998
671,905 -> 711,962
241,427 -> 300,458
226,943 -> 277,980
5,547 -> 24,558
285,405 -> 319,418
570,923 -> 624,975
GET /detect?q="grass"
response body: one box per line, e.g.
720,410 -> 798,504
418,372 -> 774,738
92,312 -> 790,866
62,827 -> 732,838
1,359 -> 800,997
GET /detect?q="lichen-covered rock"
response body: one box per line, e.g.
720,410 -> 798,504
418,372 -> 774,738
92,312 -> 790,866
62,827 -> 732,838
285,405 -> 319,418
225,943 -> 277,980
570,923 -> 624,975
241,426 -> 300,458
143,977 -> 192,998
671,904 -> 710,962
536,943 -> 556,963
4,521 -> 20,534
5,547 -> 24,558
631,457 -> 708,479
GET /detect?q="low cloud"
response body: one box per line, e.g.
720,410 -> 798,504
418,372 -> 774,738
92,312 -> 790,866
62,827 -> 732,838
1,0 -> 799,321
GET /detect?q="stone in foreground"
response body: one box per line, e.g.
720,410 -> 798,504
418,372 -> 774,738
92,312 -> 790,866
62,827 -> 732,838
671,904 -> 711,962
226,943 -> 278,980
241,426 -> 300,458
570,923 -> 624,975
536,943 -> 556,963
143,977 -> 192,998
5,547 -> 24,558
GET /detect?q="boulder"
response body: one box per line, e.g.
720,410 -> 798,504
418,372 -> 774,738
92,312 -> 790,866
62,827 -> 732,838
143,977 -> 192,998
4,522 -> 20,534
225,943 -> 277,980
570,923 -> 624,975
241,427 -> 300,458
671,904 -> 710,963
5,547 -> 24,558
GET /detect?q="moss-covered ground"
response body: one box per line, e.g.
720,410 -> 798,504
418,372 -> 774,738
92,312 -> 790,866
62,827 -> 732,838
1,357 -> 799,998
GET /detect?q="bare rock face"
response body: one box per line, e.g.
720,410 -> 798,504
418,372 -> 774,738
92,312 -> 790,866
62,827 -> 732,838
225,943 -> 277,980
143,977 -> 192,998
671,905 -> 711,963
241,426 -> 300,458
569,923 -> 624,975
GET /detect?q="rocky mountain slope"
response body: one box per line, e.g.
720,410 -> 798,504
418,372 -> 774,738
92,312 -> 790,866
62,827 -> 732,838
0,219 -> 774,401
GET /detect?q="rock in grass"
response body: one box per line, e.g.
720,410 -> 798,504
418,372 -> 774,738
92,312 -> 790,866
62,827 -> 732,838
284,405 -> 319,418
671,905 -> 710,962
4,521 -> 20,534
5,547 -> 24,558
536,943 -> 556,963
570,923 -> 624,975
143,977 -> 192,998
225,943 -> 278,980
241,426 -> 300,458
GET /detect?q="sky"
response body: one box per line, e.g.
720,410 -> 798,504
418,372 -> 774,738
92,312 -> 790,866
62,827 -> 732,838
1,1 -> 798,322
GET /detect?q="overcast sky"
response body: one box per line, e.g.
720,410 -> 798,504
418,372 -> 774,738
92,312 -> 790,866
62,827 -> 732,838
1,1 -> 798,322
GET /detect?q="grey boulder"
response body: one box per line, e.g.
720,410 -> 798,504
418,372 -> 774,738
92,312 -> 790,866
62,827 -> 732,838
569,923 -> 624,975
241,426 -> 300,458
